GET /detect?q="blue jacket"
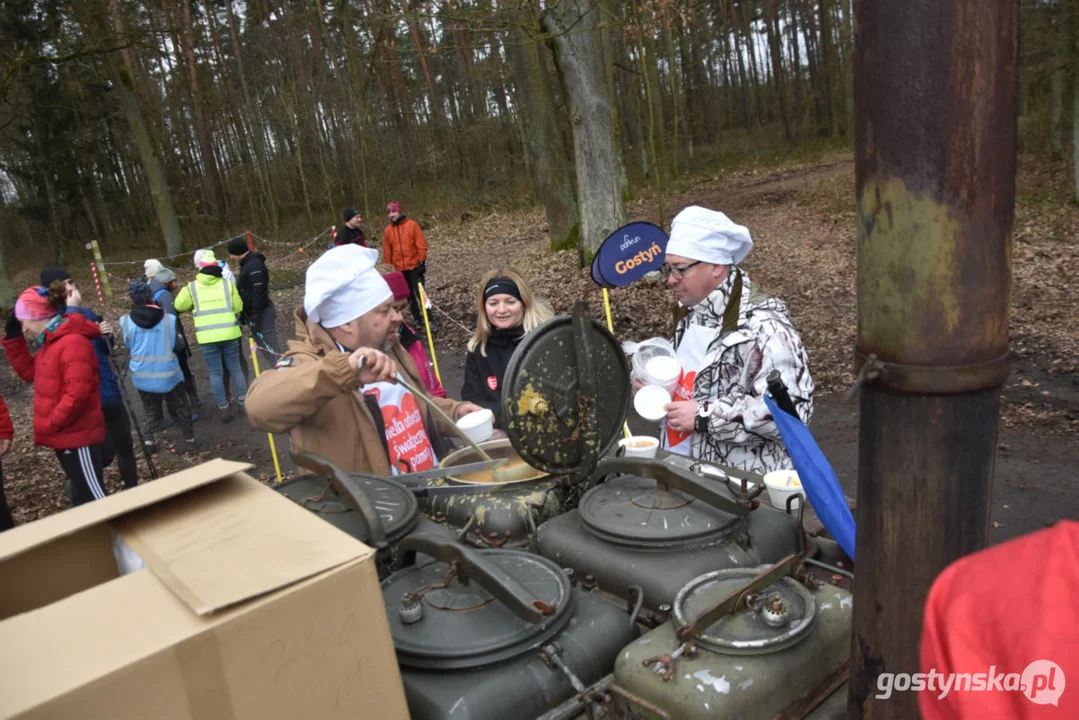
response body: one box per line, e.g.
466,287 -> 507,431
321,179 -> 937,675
119,307 -> 184,394
65,306 -> 122,407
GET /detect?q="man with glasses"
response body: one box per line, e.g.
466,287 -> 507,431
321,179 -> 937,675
640,206 -> 814,474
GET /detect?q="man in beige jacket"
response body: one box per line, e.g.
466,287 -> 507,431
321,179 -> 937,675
245,245 -> 483,475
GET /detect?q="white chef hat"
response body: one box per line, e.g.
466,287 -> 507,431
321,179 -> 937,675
303,244 -> 392,328
665,206 -> 753,266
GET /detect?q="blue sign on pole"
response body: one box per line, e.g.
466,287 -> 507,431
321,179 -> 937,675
591,222 -> 669,288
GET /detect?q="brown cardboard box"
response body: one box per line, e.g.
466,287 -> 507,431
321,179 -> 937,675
0,459 -> 410,720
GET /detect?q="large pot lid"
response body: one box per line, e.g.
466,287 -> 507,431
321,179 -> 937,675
673,567 -> 817,656
382,544 -> 574,670
275,473 -> 418,544
502,307 -> 630,477
578,474 -> 742,548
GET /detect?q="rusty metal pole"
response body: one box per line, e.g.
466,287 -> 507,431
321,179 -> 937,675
848,1 -> 1018,718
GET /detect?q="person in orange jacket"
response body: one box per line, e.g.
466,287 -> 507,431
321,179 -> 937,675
382,201 -> 431,329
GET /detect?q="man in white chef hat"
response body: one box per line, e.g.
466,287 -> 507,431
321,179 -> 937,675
246,244 -> 484,476
637,205 -> 814,475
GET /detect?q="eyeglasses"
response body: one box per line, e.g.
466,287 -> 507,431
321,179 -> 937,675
659,260 -> 703,281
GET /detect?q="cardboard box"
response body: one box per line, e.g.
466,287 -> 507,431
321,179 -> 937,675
0,459 -> 410,720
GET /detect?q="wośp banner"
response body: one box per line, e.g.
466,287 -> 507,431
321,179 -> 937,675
591,222 -> 669,288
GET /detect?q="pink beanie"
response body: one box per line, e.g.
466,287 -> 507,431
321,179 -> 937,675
383,271 -> 410,301
15,287 -> 57,321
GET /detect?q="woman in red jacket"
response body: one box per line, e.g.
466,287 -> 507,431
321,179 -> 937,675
2,282 -> 108,506
0,390 -> 14,530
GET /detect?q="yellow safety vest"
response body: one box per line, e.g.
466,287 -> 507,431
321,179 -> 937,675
187,278 -> 242,344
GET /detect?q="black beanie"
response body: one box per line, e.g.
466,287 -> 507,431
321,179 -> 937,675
344,208 -> 358,223
484,277 -> 522,302
227,238 -> 249,256
40,267 -> 71,288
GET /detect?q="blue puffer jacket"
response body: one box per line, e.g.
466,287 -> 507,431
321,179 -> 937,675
65,306 -> 122,408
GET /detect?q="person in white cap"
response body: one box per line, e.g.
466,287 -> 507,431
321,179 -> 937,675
245,244 -> 485,476
637,205 -> 814,475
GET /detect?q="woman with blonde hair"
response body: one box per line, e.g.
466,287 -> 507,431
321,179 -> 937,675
461,269 -> 553,429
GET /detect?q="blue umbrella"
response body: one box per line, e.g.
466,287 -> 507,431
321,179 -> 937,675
764,395 -> 857,561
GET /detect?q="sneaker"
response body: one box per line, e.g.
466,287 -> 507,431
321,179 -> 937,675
184,438 -> 198,453
142,440 -> 158,455
220,404 -> 233,424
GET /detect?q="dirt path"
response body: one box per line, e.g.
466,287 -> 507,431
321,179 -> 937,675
2,158 -> 1074,547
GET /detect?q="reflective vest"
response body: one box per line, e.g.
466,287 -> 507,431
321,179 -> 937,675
119,314 -> 183,394
187,277 -> 241,344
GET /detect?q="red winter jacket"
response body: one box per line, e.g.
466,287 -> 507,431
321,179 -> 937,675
0,391 -> 12,441
2,314 -> 105,450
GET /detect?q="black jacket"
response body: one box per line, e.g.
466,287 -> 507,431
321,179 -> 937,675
335,225 -> 367,247
460,326 -> 524,429
237,252 -> 273,329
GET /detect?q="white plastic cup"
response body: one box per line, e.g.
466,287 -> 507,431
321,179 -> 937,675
763,470 -> 806,511
619,436 -> 659,458
456,408 -> 495,444
644,355 -> 681,394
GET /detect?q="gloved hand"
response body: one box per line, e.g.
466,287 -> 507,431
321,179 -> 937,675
5,311 -> 22,340
417,260 -> 427,275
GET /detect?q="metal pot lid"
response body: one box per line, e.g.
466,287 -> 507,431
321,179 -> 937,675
275,473 -> 418,544
673,567 -> 817,656
579,474 -> 742,548
502,311 -> 630,477
381,550 -> 574,670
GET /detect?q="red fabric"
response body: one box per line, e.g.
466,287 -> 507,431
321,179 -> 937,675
919,520 -> 1079,719
0,392 -> 12,441
384,271 -> 410,301
1,314 -> 105,450
405,326 -> 446,398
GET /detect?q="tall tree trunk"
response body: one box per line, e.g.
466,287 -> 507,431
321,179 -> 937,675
1073,0 -> 1079,200
763,0 -> 793,141
0,195 -> 17,310
400,0 -> 444,128
740,0 -> 763,124
838,0 -> 853,134
509,26 -> 580,251
728,0 -> 753,130
91,0 -> 185,255
1053,21 -> 1065,160
178,0 -> 227,215
545,0 -> 627,261
788,0 -> 806,126
818,0 -> 838,136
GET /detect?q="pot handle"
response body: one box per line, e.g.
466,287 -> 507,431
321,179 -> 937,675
592,456 -> 754,516
398,534 -> 557,624
289,451 -> 389,551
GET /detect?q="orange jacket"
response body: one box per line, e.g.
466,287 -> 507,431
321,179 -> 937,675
382,217 -> 427,271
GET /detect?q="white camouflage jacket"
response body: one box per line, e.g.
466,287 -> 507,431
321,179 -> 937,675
674,268 -> 814,474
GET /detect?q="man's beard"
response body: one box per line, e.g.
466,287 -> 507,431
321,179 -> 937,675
380,329 -> 399,353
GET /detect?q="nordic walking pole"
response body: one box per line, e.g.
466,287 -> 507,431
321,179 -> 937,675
105,335 -> 158,480
417,282 -> 442,385
602,288 -> 632,439
249,338 -> 283,483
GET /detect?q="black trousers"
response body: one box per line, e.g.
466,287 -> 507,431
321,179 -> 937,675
177,349 -> 199,405
101,402 -> 138,489
402,266 -> 429,327
0,458 -> 13,532
138,385 -> 194,442
55,444 -> 107,506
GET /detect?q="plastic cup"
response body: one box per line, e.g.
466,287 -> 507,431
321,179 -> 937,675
763,470 -> 806,511
456,408 -> 495,444
618,436 -> 660,458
